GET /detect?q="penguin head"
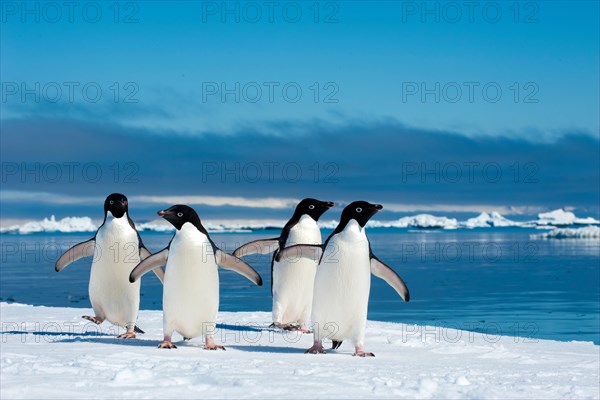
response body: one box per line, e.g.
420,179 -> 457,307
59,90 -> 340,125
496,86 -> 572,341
340,201 -> 383,227
157,204 -> 202,231
294,198 -> 334,221
104,193 -> 128,218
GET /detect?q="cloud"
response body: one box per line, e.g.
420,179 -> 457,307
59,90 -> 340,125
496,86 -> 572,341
1,117 -> 598,218
132,195 -> 299,209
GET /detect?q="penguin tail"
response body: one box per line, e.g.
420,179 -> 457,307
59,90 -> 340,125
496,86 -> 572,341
134,325 -> 145,334
332,340 -> 343,350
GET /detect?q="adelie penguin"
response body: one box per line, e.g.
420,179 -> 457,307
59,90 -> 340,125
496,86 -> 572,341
277,201 -> 410,357
129,205 -> 263,350
55,193 -> 165,339
233,198 -> 334,332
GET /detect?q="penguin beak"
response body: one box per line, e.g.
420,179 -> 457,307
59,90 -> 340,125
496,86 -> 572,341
157,210 -> 169,217
324,201 -> 334,209
371,204 -> 383,211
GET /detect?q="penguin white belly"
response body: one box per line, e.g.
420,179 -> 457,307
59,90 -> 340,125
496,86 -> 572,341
89,216 -> 141,327
163,224 -> 219,339
272,215 -> 321,324
312,221 -> 371,345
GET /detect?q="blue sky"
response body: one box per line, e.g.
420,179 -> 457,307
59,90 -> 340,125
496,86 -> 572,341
1,1 -> 599,221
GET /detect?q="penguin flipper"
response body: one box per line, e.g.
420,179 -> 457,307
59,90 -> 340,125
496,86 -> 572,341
232,238 -> 280,257
275,244 -> 323,263
129,248 -> 169,283
216,250 -> 263,286
140,246 -> 165,284
140,246 -> 151,260
55,239 -> 96,272
369,255 -> 410,302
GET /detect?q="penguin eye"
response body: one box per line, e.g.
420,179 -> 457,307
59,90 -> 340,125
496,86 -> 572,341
356,207 -> 362,213
177,212 -> 183,217
109,200 -> 114,205
121,198 -> 125,202
308,205 -> 315,210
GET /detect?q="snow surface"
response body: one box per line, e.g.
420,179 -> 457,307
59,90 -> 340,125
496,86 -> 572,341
1,303 -> 599,399
530,226 -> 600,239
1,209 -> 599,234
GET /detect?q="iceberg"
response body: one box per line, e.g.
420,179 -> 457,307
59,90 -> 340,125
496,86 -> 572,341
2,209 -> 599,235
368,214 -> 459,229
462,212 -> 518,228
0,215 -> 97,234
531,226 -> 600,239
535,209 -> 600,226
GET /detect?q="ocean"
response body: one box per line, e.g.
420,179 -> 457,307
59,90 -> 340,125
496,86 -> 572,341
1,228 -> 598,344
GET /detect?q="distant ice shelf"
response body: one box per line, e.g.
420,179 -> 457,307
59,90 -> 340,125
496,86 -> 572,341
1,209 -> 598,235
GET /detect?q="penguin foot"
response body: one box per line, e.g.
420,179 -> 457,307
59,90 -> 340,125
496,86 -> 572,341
305,342 -> 325,354
158,341 -> 177,349
117,332 -> 137,339
353,351 -> 375,357
82,315 -> 103,324
275,323 -> 311,332
204,337 -> 225,350
283,324 -> 299,331
203,344 -> 226,351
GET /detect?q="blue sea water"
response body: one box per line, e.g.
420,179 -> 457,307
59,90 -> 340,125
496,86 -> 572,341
1,228 -> 598,344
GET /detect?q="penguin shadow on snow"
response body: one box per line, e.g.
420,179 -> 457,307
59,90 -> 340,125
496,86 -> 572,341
53,334 -> 161,347
52,323 -> 275,348
216,323 -> 270,332
2,330 -> 113,339
226,344 -> 304,354
2,329 -> 160,347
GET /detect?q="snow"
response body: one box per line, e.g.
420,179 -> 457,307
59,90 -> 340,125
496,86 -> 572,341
1,303 -> 598,399
1,209 -> 599,234
530,226 -> 600,239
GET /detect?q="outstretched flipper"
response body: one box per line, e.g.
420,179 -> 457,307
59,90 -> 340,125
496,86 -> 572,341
129,248 -> 169,283
275,244 -> 323,263
216,250 -> 263,286
55,239 -> 96,272
140,246 -> 165,283
370,254 -> 410,301
233,238 -> 280,258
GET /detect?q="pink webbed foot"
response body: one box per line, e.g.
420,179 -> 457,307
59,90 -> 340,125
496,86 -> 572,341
353,346 -> 375,357
82,316 -> 103,324
273,322 -> 294,330
158,341 -> 177,349
305,342 -> 325,354
203,344 -> 226,351
298,325 -> 312,334
204,337 -> 226,350
117,331 -> 137,339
